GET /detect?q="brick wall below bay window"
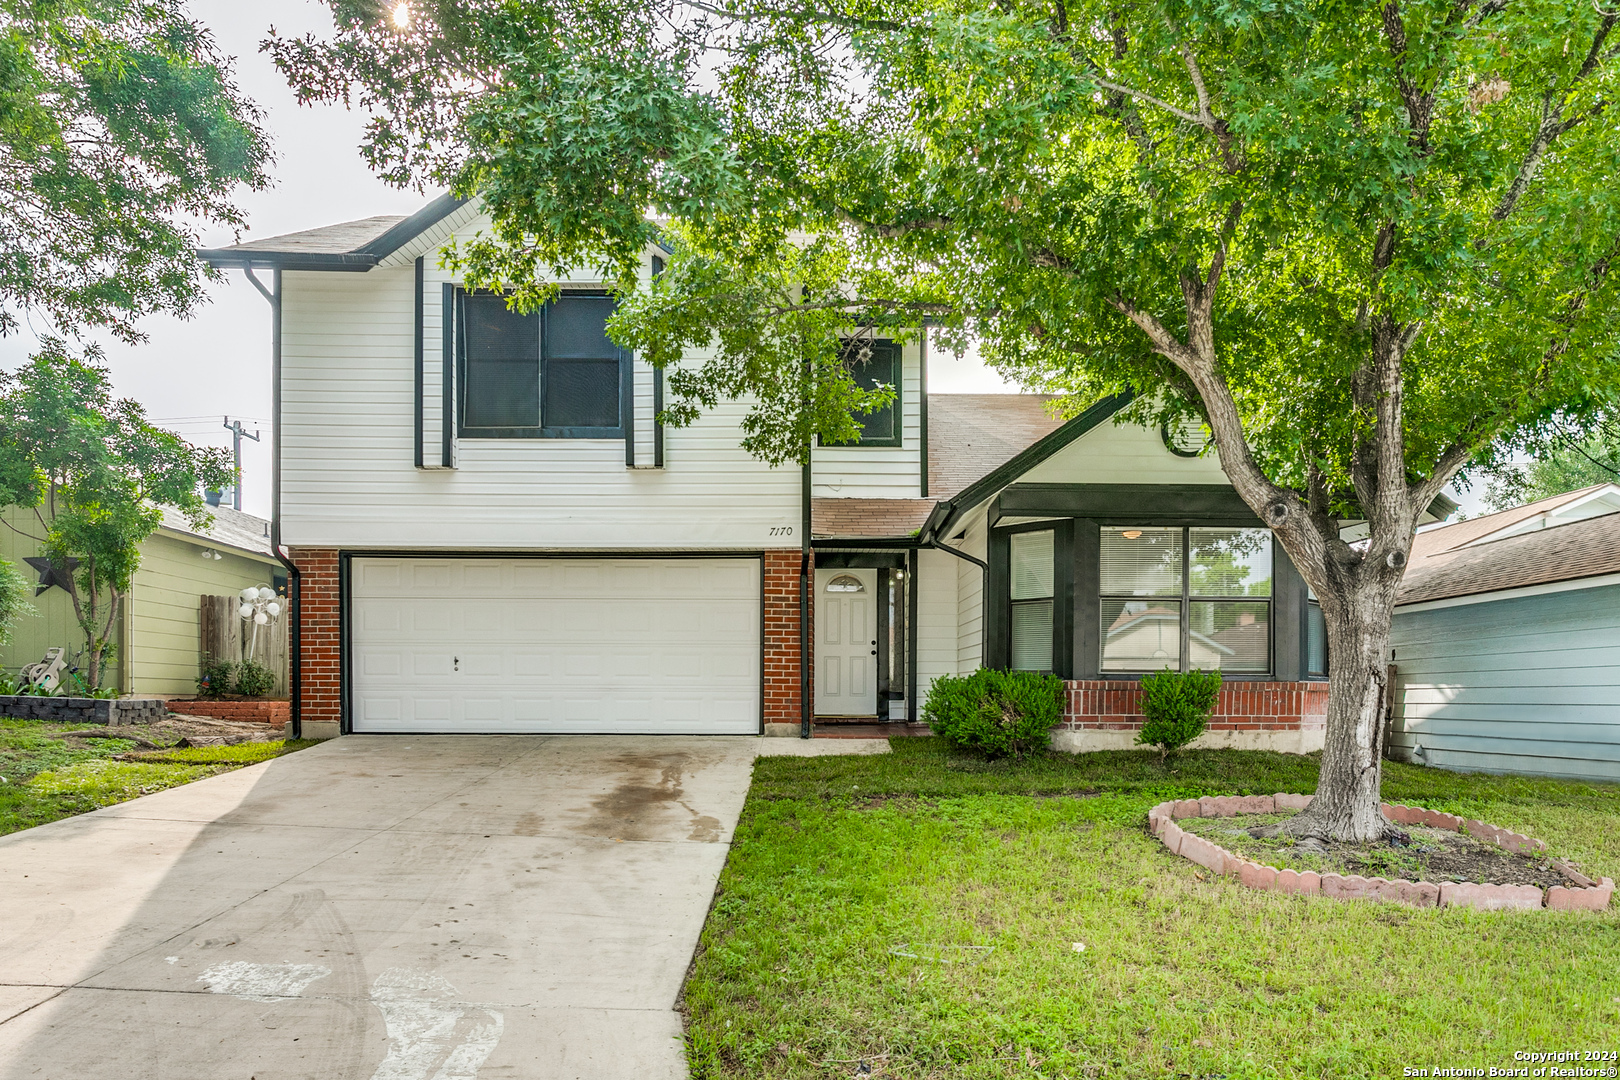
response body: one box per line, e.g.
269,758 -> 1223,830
1064,679 -> 1328,732
763,550 -> 811,727
287,547 -> 340,727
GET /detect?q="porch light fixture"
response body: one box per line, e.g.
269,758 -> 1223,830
1122,530 -> 1143,539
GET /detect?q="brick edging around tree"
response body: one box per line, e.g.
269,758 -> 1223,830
1146,795 -> 1613,911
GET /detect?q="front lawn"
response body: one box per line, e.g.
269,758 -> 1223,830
684,739 -> 1620,1079
0,719 -> 315,836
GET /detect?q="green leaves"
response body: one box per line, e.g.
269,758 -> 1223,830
0,341 -> 233,685
0,0 -> 269,341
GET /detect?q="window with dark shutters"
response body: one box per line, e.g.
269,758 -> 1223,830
457,290 -> 627,439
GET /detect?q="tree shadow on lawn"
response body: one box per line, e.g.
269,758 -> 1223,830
684,740 -> 1620,1079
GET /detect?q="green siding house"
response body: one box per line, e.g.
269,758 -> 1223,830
1390,484 -> 1620,783
0,504 -> 283,697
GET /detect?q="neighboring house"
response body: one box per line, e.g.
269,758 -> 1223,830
0,503 -> 284,696
200,194 -> 1449,747
1389,484 -> 1620,782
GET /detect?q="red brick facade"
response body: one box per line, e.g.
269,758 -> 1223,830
287,547 -> 341,728
167,699 -> 290,728
1064,679 -> 1328,734
763,550 -> 812,728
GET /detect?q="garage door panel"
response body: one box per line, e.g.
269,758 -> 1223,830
351,557 -> 760,734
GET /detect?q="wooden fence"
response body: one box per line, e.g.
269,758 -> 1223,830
200,595 -> 289,697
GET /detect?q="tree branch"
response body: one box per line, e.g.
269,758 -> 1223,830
833,208 -> 953,238
1491,13 -> 1618,222
1089,76 -> 1207,127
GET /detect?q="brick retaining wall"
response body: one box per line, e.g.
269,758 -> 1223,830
167,699 -> 289,728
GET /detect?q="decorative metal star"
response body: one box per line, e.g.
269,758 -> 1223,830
23,556 -> 78,596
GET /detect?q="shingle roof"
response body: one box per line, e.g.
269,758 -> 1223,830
198,193 -> 467,271
812,498 -> 935,540
1398,508 -> 1620,605
812,394 -> 1072,540
214,216 -> 407,256
927,394 -> 1066,499
158,505 -> 275,559
1408,484 -> 1606,561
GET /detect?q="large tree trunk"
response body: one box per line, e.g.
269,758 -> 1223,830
1283,574 -> 1400,842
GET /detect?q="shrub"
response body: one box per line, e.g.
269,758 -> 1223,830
923,668 -> 1065,758
197,655 -> 236,698
234,659 -> 277,698
1136,667 -> 1223,759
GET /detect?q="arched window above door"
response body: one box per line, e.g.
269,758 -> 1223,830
825,574 -> 866,593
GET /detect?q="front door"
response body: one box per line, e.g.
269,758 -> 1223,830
815,567 -> 878,716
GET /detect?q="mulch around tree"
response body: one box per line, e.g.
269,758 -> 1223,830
1181,811 -> 1594,889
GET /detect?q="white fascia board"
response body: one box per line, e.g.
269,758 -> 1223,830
1395,571 -> 1620,614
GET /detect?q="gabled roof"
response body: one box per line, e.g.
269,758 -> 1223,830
928,394 -> 1067,500
157,505 -> 276,560
198,193 -> 468,272
1409,484 -> 1616,561
1398,505 -> 1620,605
920,392 -> 1136,541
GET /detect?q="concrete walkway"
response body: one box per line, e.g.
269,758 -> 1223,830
0,735 -> 883,1079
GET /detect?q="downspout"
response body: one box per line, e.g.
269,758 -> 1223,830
243,266 -> 301,740
800,458 -> 812,739
925,538 -> 988,608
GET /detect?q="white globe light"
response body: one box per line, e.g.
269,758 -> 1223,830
253,612 -> 269,625
265,602 -> 282,617
239,588 -> 257,602
258,586 -> 277,601
238,604 -> 254,619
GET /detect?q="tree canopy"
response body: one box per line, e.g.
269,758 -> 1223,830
0,0 -> 271,342
276,0 -> 1620,838
0,342 -> 232,686
1483,412 -> 1620,509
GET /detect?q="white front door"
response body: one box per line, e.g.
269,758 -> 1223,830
815,567 -> 878,716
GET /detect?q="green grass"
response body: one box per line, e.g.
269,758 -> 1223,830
0,720 -> 316,836
684,739 -> 1620,1079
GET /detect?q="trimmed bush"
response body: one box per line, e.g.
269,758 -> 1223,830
923,668 -> 1065,758
196,655 -> 236,698
1136,667 -> 1223,759
234,659 -> 277,698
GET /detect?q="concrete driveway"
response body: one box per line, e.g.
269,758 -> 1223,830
0,735 -> 804,1080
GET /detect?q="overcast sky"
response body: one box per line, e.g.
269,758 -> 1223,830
0,1 -> 1481,519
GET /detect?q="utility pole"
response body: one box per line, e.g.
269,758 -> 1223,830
222,416 -> 262,511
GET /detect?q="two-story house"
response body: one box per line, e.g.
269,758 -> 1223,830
203,194 -> 1433,748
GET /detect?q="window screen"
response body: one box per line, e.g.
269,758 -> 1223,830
543,296 -> 621,430
839,339 -> 900,445
1307,587 -> 1328,676
459,291 -> 624,437
1010,530 -> 1054,671
461,293 -> 539,429
1100,527 -> 1274,674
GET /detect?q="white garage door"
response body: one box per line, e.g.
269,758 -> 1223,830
350,556 -> 761,734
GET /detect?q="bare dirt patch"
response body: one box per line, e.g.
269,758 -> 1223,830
1181,811 -> 1592,888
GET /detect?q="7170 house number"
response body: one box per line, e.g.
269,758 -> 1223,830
769,526 -> 794,537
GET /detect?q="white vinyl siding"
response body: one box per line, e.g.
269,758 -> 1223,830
811,337 -> 924,499
279,269 -> 801,549
953,507 -> 989,672
1019,416 -> 1229,485
915,547 -> 960,706
350,555 -> 761,734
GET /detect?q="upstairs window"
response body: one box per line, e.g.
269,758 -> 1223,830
1100,526 -> 1273,673
824,338 -> 901,447
458,291 -> 627,439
